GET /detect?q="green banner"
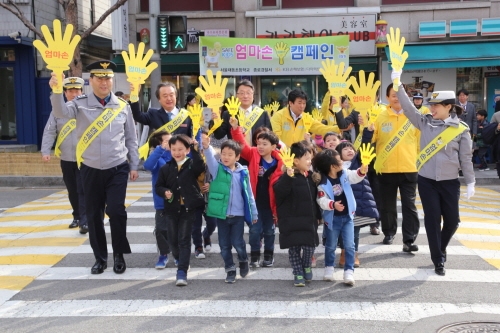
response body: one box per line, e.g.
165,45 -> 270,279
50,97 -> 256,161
199,36 -> 350,76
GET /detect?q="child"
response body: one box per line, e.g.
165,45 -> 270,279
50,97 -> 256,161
155,134 -> 206,286
203,139 -> 258,284
273,142 -> 320,287
335,141 -> 379,268
229,117 -> 283,267
143,130 -> 172,269
474,109 -> 490,171
312,149 -> 367,286
323,132 -> 342,150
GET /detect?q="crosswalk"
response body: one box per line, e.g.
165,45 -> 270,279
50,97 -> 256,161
0,181 -> 499,326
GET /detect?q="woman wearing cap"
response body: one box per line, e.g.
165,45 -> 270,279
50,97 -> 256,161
392,70 -> 475,276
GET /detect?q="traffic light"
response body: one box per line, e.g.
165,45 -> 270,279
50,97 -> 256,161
158,15 -> 169,54
168,16 -> 187,52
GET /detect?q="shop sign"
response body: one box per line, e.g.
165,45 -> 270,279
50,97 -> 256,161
255,15 -> 376,56
199,36 -> 349,76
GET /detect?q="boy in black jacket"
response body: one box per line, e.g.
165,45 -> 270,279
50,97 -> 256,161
273,142 -> 321,287
155,134 -> 206,286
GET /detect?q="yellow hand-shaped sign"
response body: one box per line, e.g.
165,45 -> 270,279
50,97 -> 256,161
359,143 -> 376,166
346,70 -> 381,126
208,118 -> 223,137
264,104 -> 273,116
319,59 -> 352,107
224,96 -> 241,117
238,109 -> 248,131
386,27 -> 409,91
312,108 -> 323,122
188,103 -> 203,137
195,70 -> 228,109
368,103 -> 385,126
274,42 -> 290,65
279,146 -> 295,169
33,19 -> 81,93
271,101 -> 280,113
122,42 -> 158,103
302,112 -> 314,132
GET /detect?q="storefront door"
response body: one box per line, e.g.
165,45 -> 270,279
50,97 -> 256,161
0,65 -> 16,141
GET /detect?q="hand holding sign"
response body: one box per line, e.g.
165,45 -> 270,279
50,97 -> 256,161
359,143 -> 376,167
302,112 -> 314,132
188,103 -> 203,137
312,108 -> 323,122
225,96 -> 241,117
346,70 -> 381,125
33,19 -> 81,93
122,42 -> 158,102
319,59 -> 352,107
386,27 -> 409,91
195,70 -> 228,109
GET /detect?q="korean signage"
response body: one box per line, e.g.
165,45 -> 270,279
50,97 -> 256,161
255,15 -> 376,56
199,36 -> 349,76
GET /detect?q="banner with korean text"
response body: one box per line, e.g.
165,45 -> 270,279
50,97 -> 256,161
199,36 -> 349,76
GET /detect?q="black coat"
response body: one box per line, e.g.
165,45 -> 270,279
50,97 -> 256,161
349,155 -> 379,220
155,146 -> 205,213
273,171 -> 320,249
130,102 -> 192,136
210,107 -> 272,145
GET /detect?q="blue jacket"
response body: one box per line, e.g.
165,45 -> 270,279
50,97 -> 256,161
144,146 -> 172,210
348,155 -> 379,219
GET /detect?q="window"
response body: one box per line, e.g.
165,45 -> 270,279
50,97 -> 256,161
0,66 -> 17,141
0,49 -> 15,62
140,0 -> 232,12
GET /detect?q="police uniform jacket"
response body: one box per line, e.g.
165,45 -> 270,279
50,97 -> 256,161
130,102 -> 193,136
398,89 -> 475,185
41,111 -> 77,162
51,92 -> 139,170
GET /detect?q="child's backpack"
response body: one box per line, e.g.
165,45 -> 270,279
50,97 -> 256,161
481,122 -> 499,145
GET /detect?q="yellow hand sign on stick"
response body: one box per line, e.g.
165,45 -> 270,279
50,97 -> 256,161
207,118 -> 223,137
346,70 -> 381,126
188,103 -> 203,137
312,108 -> 323,122
368,103 -> 385,126
359,143 -> 376,167
386,27 -> 409,91
274,41 -> 290,65
122,42 -> 158,103
279,146 -> 295,169
238,109 -> 247,131
224,96 -> 241,117
33,19 -> 81,93
195,70 -> 228,109
264,104 -> 273,116
271,101 -> 280,113
319,59 -> 352,108
302,112 -> 314,132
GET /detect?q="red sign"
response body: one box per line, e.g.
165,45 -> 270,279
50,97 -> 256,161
140,28 -> 150,44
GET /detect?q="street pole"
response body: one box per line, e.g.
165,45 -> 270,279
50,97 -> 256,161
149,0 -> 161,108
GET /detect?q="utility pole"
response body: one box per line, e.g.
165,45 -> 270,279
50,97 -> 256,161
149,0 -> 161,108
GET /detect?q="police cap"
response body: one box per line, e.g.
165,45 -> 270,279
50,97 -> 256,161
63,77 -> 84,90
428,91 -> 456,105
413,92 -> 423,99
86,61 -> 116,77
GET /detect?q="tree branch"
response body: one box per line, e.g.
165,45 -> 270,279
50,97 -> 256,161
80,0 -> 128,39
0,1 -> 43,39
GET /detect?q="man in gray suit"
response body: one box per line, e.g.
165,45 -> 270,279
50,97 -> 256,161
457,89 -> 477,138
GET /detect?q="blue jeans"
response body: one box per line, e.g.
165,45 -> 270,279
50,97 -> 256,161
202,214 -> 217,241
249,208 -> 275,252
217,216 -> 248,272
324,214 -> 355,270
339,225 -> 361,252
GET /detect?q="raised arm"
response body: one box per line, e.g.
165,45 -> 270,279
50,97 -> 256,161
397,86 -> 427,130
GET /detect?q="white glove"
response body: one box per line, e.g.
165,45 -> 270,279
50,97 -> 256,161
391,69 -> 402,86
466,182 -> 475,200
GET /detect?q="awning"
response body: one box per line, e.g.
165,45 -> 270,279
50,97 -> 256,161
113,53 -> 199,74
350,57 -> 378,72
386,41 -> 500,69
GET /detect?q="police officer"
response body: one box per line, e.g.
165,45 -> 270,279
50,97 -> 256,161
412,92 -> 430,114
50,61 -> 139,275
41,77 -> 88,234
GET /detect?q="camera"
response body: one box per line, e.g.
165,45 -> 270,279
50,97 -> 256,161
8,31 -> 21,39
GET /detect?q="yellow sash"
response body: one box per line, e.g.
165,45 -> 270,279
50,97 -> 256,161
138,108 -> 189,160
416,123 -> 468,171
241,106 -> 265,132
76,100 -> 127,167
54,119 -> 76,157
373,119 -> 413,173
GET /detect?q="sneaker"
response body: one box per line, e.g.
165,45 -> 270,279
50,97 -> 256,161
262,252 -> 274,267
203,237 -> 212,252
311,255 -> 317,268
155,255 -> 168,269
250,251 -> 260,268
304,267 -> 313,281
174,259 -> 179,267
323,266 -> 335,281
370,226 -> 380,235
175,270 -> 187,286
479,168 -> 490,171
195,247 -> 206,259
239,261 -> 249,278
68,219 -> 79,228
79,224 -> 89,235
225,270 -> 236,283
294,275 -> 306,287
343,269 -> 355,286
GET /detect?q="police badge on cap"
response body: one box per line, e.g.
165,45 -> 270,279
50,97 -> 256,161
413,92 -> 423,99
86,61 -> 117,77
63,77 -> 84,90
428,91 -> 456,105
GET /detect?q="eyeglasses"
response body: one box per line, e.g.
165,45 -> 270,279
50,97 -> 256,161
236,92 -> 253,96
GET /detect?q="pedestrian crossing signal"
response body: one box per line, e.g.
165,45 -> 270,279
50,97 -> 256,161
157,15 -> 169,54
170,33 -> 187,51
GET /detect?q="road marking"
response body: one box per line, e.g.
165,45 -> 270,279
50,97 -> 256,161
0,255 -> 65,266
0,276 -> 34,290
35,267 -> 500,283
0,238 -> 85,248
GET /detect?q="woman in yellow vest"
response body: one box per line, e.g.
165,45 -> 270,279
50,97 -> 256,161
392,70 -> 475,276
